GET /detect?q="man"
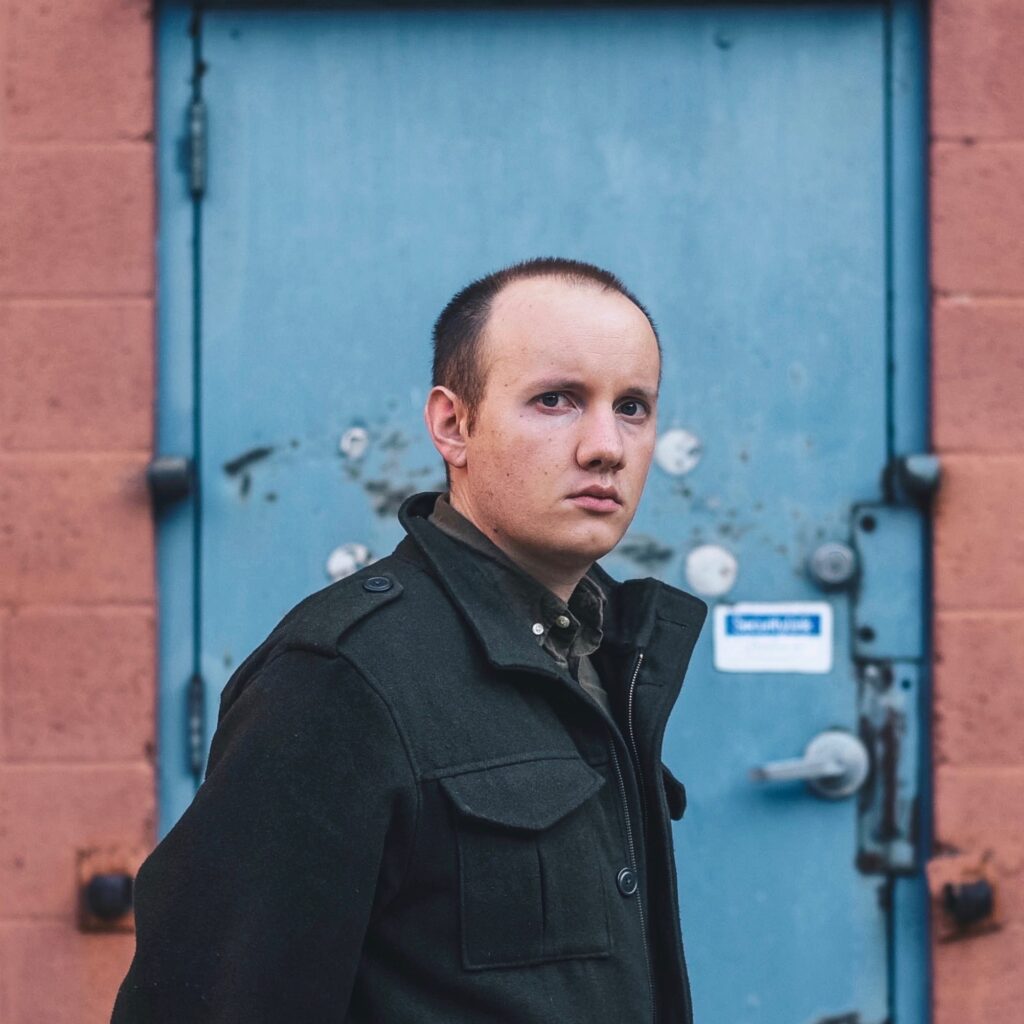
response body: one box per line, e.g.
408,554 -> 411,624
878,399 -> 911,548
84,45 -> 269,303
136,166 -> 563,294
111,257 -> 708,1023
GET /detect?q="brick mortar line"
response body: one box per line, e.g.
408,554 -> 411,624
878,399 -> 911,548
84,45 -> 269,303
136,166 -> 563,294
0,449 -> 156,457
0,292 -> 154,301
935,764 -> 1024,778
0,762 -> 154,771
0,296 -> 153,307
936,609 -> 1024,620
933,294 -> 1024,306
931,453 -> 1024,461
0,141 -> 153,153
0,915 -> 132,924
0,603 -> 156,613
931,452 -> 1024,462
930,138 -> 1024,149
931,291 -> 1024,301
0,450 -> 153,460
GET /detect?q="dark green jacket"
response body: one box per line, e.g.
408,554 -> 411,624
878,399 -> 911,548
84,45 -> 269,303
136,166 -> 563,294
111,492 -> 708,1024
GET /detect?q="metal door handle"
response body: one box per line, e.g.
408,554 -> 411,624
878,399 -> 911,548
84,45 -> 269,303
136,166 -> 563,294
750,728 -> 869,799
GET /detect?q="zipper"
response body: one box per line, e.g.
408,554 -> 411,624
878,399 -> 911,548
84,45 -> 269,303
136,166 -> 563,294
609,648 -> 656,1023
626,651 -> 647,830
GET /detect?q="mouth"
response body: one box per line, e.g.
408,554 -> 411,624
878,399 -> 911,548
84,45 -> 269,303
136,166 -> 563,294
567,486 -> 623,514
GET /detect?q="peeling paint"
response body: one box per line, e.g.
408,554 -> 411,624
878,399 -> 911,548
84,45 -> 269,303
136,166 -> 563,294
340,426 -> 369,461
685,543 -> 738,597
326,542 -> 372,581
364,479 -> 417,517
618,535 -> 674,569
378,430 -> 409,452
655,428 -> 702,476
223,445 -> 274,476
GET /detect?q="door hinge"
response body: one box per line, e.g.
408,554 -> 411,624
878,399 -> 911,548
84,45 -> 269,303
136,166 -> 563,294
188,98 -> 207,198
186,672 -> 206,782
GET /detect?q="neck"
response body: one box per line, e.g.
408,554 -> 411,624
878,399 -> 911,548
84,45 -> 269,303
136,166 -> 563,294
448,491 -> 588,603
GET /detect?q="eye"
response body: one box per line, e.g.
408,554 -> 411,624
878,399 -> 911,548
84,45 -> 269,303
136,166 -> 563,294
536,391 -> 571,410
617,398 -> 649,419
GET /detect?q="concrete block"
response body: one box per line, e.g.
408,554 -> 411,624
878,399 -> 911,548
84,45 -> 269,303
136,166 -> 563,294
4,608 -> 155,762
0,148 -> 153,296
934,612 -> 1024,767
0,922 -> 136,1024
933,455 -> 1024,611
933,299 -> 1024,452
0,301 -> 153,450
932,143 -> 1024,296
932,0 -> 1024,139
0,454 -> 154,604
932,767 -> 1024,1024
4,0 -> 153,143
0,765 -> 153,918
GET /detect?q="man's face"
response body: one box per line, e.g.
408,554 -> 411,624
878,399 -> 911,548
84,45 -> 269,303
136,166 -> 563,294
454,275 -> 661,574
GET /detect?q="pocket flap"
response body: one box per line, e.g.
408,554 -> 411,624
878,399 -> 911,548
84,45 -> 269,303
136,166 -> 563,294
661,762 -> 687,821
440,757 -> 605,831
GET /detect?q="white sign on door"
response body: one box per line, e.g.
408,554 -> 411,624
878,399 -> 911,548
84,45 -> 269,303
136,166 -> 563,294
713,601 -> 833,673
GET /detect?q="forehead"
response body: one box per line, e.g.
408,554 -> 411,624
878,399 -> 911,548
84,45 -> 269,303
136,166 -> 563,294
482,275 -> 660,379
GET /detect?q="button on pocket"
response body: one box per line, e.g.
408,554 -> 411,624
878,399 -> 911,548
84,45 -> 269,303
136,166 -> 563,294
439,756 -> 610,970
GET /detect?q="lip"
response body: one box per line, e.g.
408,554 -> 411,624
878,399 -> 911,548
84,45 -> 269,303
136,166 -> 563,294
567,485 -> 623,513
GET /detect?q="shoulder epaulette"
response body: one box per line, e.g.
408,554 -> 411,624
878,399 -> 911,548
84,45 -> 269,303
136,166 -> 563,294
215,571 -> 404,725
272,571 -> 405,657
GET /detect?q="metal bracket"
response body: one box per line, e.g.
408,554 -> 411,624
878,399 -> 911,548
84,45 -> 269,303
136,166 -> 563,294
856,660 -> 921,873
850,502 -> 926,873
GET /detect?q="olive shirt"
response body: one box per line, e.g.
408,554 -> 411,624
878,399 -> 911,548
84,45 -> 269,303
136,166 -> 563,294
428,493 -> 612,716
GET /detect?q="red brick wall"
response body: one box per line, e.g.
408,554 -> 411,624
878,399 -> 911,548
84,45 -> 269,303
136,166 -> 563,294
930,0 -> 1024,1020
0,1 -> 157,1020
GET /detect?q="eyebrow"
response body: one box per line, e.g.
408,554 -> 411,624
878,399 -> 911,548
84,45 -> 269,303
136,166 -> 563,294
527,378 -> 659,403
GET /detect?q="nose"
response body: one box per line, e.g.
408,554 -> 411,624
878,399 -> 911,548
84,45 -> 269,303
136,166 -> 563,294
576,406 -> 624,470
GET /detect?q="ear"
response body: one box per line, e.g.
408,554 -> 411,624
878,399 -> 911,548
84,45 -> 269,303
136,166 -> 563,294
424,385 -> 470,469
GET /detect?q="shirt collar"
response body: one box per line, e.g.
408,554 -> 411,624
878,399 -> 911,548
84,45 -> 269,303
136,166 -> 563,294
397,491 -> 708,687
428,492 -> 605,662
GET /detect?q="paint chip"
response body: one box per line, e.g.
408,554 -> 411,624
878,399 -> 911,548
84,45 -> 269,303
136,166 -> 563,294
685,544 -> 738,597
655,428 -> 702,476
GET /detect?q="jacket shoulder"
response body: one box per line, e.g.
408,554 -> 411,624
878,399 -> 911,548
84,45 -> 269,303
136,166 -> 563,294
271,549 -> 424,657
216,549 -> 424,719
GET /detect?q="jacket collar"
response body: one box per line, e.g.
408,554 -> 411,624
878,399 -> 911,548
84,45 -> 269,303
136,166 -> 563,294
397,492 -> 707,680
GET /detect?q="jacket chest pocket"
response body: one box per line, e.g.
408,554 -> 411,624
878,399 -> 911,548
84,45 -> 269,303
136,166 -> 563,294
439,756 -> 611,971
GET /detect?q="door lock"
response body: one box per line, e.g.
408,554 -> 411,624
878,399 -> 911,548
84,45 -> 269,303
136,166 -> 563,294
807,541 -> 858,590
750,728 -> 870,799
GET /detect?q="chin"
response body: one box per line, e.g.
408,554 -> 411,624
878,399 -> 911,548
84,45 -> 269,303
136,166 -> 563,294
555,523 -> 626,564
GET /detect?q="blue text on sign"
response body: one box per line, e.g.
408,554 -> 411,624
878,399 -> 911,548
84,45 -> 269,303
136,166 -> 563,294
725,614 -> 822,637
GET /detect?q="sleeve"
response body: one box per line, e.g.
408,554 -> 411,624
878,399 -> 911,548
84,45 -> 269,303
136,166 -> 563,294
110,648 -> 418,1023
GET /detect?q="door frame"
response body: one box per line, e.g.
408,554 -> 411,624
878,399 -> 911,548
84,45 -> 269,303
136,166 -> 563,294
153,3 -> 931,1020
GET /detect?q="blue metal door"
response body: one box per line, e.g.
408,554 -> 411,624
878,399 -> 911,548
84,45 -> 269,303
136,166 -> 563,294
156,4 -> 930,1022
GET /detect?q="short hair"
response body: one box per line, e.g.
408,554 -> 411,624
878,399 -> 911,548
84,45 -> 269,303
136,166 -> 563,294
431,257 -> 660,432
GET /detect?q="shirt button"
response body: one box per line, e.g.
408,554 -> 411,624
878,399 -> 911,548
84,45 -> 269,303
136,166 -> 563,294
616,867 -> 638,897
362,576 -> 392,593
554,614 -> 572,629
531,622 -> 545,636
